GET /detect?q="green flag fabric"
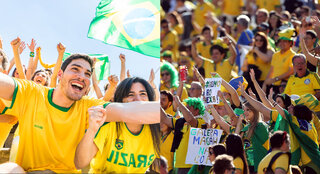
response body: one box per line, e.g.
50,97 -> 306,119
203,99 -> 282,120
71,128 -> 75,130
63,53 -> 110,81
284,110 -> 320,170
88,0 -> 160,58
241,122 -> 269,172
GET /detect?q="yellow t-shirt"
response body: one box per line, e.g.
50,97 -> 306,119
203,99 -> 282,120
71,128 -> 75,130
258,150 -> 292,174
173,24 -> 184,37
0,100 -> 17,148
270,49 -> 295,85
193,2 -> 215,29
256,0 -> 281,11
284,71 -> 320,96
203,58 -> 233,81
162,30 -> 179,62
90,122 -> 156,173
246,51 -> 271,81
196,41 -> 213,59
173,117 -> 206,168
223,0 -> 244,16
233,157 -> 244,174
160,132 -> 174,171
1,78 -> 107,173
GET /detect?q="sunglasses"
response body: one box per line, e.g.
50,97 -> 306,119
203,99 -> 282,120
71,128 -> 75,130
161,72 -> 170,77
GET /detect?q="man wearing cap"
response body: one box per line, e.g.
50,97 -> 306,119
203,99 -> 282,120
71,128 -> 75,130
263,28 -> 296,95
161,50 -> 173,64
236,15 -> 254,46
284,54 -> 320,99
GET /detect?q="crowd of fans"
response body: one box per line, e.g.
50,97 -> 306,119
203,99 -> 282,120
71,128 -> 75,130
160,0 -> 320,173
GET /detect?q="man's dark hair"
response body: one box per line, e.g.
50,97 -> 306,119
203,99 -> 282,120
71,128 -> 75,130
210,45 -> 226,57
212,154 -> 234,174
201,25 -> 212,34
61,54 -> 93,72
161,19 -> 169,25
293,104 -> 313,122
270,131 -> 289,149
160,90 -> 173,103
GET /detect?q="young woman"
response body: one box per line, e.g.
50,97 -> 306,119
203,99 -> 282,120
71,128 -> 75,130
242,32 -> 274,88
31,69 -> 50,86
75,77 -> 160,173
225,134 -> 249,174
240,102 -> 269,173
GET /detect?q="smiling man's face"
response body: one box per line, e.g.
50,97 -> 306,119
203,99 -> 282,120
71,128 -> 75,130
58,58 -> 92,101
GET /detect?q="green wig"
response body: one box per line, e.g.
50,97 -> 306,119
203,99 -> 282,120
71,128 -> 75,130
160,61 -> 179,88
184,97 -> 206,115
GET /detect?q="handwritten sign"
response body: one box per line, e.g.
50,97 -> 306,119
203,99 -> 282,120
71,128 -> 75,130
204,78 -> 222,104
185,128 -> 223,166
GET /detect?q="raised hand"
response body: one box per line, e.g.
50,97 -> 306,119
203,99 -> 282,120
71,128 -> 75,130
127,69 -> 131,78
18,41 -> 26,55
27,38 -> 36,52
239,81 -> 245,95
119,53 -> 125,63
248,88 -> 257,100
148,69 -> 155,84
92,57 -> 97,67
249,69 -> 256,82
108,75 -> 119,87
268,88 -> 274,102
11,37 -> 21,51
57,43 -> 66,55
310,16 -> 320,27
88,106 -> 107,133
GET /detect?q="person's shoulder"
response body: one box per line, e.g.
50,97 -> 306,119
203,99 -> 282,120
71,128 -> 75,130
78,96 -> 108,106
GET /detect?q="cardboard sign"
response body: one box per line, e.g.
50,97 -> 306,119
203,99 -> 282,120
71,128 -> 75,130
185,128 -> 223,166
204,78 -> 222,104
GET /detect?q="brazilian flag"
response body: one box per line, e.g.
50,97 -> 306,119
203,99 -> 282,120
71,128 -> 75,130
63,53 -> 110,81
88,0 -> 160,58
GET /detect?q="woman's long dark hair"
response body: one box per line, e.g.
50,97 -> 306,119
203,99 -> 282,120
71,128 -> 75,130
226,134 -> 249,174
113,77 -> 160,157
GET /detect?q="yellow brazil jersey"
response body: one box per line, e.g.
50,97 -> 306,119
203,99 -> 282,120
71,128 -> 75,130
284,70 -> 320,96
1,78 -> 107,173
160,131 -> 174,172
246,51 -> 271,81
90,122 -> 156,173
173,117 -> 206,168
223,0 -> 244,16
271,49 -> 295,85
0,100 -> 17,148
196,41 -> 213,59
203,58 -> 233,81
160,83 -> 189,102
233,157 -> 244,174
162,30 -> 179,62
258,150 -> 292,174
172,24 -> 184,37
193,2 -> 215,30
256,0 -> 281,12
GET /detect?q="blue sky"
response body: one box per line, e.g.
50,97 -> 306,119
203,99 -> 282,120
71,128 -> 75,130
0,0 -> 160,89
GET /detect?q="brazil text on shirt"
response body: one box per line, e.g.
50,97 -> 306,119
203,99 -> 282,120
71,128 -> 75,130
106,150 -> 155,168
